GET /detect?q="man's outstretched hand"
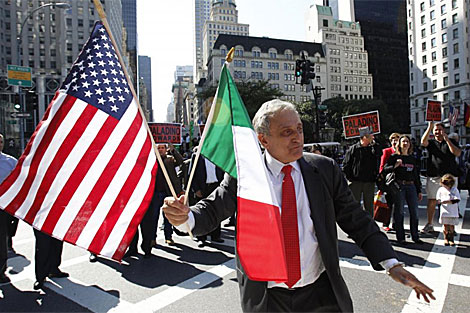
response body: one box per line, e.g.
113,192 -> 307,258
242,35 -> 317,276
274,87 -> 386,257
388,266 -> 436,303
162,195 -> 190,226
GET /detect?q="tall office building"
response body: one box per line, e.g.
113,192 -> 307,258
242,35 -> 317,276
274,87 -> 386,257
351,0 -> 410,133
194,0 -> 211,80
407,0 -> 470,141
200,0 -> 249,81
172,66 -> 194,124
305,3 -> 374,100
0,0 -> 127,155
138,55 -> 153,121
121,0 -> 138,90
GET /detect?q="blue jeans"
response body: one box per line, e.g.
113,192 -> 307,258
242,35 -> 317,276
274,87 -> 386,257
394,184 -> 419,241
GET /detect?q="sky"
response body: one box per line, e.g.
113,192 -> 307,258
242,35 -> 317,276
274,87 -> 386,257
137,0 -> 315,122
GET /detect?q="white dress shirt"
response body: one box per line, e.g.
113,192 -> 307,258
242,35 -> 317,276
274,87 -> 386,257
204,158 -> 218,184
0,152 -> 17,184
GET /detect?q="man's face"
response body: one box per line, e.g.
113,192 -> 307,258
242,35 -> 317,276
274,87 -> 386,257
157,144 -> 167,156
258,109 -> 304,164
390,136 -> 399,149
0,136 -> 4,152
433,124 -> 445,140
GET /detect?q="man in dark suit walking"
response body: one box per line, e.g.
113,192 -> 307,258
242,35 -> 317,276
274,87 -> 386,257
163,100 -> 434,312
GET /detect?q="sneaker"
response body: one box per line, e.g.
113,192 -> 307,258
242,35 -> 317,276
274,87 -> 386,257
382,226 -> 391,232
0,273 -> 10,284
165,239 -> 175,245
421,224 -> 434,233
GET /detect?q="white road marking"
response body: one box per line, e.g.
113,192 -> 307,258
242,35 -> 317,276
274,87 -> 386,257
401,233 -> 460,313
133,259 -> 236,313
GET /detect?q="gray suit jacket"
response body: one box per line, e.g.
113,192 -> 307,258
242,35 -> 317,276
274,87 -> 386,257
191,153 -> 397,312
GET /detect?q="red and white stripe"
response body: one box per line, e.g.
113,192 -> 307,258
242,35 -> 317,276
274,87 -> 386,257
0,92 -> 157,261
232,125 -> 288,281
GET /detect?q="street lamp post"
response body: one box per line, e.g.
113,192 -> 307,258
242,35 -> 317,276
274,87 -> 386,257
16,2 -> 70,152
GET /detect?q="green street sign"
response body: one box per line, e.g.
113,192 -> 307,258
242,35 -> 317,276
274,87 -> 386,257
7,65 -> 32,87
318,104 -> 327,110
7,120 -> 17,125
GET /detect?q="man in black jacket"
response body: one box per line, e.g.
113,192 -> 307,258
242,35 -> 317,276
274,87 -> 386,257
162,100 -> 434,312
343,128 -> 382,215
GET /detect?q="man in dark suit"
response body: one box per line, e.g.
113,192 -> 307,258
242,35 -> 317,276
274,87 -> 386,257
191,154 -> 225,246
163,100 -> 434,312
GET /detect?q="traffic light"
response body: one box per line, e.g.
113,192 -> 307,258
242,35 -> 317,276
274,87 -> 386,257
295,59 -> 303,78
318,111 -> 327,128
301,60 -> 316,85
14,103 -> 21,111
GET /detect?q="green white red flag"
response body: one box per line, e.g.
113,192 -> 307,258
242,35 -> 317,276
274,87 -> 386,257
199,61 -> 287,281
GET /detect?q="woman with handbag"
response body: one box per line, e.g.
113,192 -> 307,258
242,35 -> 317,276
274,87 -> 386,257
384,135 -> 424,245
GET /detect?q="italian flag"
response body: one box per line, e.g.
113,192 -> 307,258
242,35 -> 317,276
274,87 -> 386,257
199,60 -> 288,281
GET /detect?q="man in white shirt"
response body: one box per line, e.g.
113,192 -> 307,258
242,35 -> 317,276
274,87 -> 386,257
162,100 -> 434,312
0,134 -> 18,283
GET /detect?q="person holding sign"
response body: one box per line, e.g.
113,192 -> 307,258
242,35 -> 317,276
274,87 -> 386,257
421,122 -> 461,233
343,127 -> 382,216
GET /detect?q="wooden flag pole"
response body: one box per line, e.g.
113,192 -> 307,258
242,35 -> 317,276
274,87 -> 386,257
183,48 -> 235,206
93,0 -> 193,238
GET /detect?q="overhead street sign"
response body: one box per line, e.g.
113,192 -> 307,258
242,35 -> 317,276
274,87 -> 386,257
10,112 -> 32,119
7,65 -> 32,87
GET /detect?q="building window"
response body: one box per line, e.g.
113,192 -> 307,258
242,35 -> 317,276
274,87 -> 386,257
453,43 -> 459,54
442,47 -> 448,57
422,55 -> 427,64
422,42 -> 427,51
432,79 -> 437,89
323,19 -> 328,27
443,62 -> 448,72
443,93 -> 449,101
442,33 -> 447,43
421,28 -> 426,38
432,65 -> 437,75
411,73 -> 414,81
430,0 -> 435,6
454,58 -> 459,69
421,15 -> 425,25
430,24 -> 436,33
441,19 -> 447,29
430,10 -> 435,20
454,90 -> 460,99
452,28 -> 458,39
423,82 -> 428,91
420,2 -> 425,11
443,76 -> 448,86
431,37 -> 436,47
440,4 -> 446,15
431,51 -> 437,61
451,0 -> 457,9
454,73 -> 460,84
423,69 -> 428,77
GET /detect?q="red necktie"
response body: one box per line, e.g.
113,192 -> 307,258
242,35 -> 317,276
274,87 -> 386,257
281,165 -> 301,288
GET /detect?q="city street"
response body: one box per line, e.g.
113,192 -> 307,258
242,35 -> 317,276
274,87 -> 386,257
1,192 -> 470,313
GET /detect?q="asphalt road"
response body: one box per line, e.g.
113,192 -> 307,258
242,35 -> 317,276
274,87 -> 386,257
1,191 -> 470,313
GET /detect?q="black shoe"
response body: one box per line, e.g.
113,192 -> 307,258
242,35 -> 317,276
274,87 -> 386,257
48,271 -> 69,278
413,239 -> 425,245
0,273 -> 10,284
211,237 -> 224,243
397,240 -> 407,246
124,250 -> 138,258
198,241 -> 206,248
89,253 -> 98,263
224,222 -> 235,227
144,252 -> 152,259
33,280 -> 44,290
165,238 -> 175,245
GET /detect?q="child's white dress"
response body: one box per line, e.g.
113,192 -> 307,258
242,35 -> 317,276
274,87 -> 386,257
436,186 -> 460,225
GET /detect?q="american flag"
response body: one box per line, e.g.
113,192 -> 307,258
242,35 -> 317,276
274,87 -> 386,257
448,104 -> 459,126
0,22 -> 157,261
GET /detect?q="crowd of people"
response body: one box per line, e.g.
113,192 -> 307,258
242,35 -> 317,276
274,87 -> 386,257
9,113 -> 470,311
342,121 -> 466,247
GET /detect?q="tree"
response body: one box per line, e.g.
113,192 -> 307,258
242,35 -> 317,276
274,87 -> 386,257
322,97 -> 395,145
294,100 -> 316,143
198,79 -> 284,120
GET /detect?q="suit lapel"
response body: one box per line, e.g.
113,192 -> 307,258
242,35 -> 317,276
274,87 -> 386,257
298,157 -> 326,235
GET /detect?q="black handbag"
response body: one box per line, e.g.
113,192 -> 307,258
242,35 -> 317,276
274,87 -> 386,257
385,172 -> 400,196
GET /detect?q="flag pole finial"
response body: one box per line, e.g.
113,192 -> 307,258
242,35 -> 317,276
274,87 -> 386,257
226,47 -> 235,63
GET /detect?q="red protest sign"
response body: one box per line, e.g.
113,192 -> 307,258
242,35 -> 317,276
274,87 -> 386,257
425,100 -> 442,121
342,110 -> 381,139
148,123 -> 182,144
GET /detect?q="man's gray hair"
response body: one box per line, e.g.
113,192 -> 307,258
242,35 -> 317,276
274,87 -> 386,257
252,99 -> 298,135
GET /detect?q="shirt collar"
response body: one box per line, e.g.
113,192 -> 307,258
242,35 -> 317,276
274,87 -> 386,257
265,150 -> 301,178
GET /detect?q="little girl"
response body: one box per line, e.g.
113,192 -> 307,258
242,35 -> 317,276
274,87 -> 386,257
436,174 -> 460,246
